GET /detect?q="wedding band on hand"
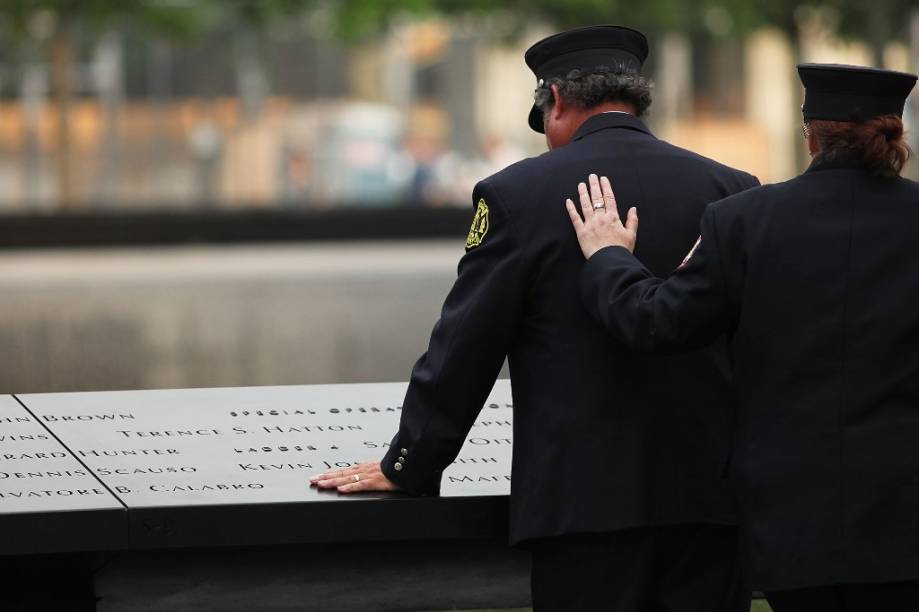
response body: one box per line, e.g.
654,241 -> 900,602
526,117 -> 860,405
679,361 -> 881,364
353,474 -> 360,483
593,201 -> 605,210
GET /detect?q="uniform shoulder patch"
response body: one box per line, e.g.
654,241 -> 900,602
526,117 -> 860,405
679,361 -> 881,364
465,198 -> 490,249
678,236 -> 702,270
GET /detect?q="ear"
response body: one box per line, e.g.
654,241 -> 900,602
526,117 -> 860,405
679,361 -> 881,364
807,134 -> 820,156
550,84 -> 566,121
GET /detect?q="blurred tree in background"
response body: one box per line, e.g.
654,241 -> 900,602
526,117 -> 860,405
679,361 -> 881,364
0,0 -> 914,206
1,1 -> 203,207
828,0 -> 915,66
0,0 -> 313,207
332,0 -> 915,53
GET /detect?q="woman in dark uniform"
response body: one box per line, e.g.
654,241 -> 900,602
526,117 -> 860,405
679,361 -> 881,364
563,63 -> 918,611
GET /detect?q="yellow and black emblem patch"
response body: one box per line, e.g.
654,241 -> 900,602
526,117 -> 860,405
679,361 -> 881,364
465,198 -> 490,249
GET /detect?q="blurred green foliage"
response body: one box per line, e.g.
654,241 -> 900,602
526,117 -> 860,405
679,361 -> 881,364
0,0 -> 912,45
330,0 -> 915,48
0,0 -> 317,38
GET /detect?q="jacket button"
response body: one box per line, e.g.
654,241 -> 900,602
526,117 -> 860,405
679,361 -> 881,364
401,448 -> 409,456
394,463 -> 403,471
397,457 -> 406,464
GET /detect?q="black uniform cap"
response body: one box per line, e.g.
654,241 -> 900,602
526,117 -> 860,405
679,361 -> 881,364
525,25 -> 649,134
798,63 -> 917,122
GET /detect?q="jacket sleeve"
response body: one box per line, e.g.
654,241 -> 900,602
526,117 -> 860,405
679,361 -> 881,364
381,179 -> 526,494
579,203 -> 739,353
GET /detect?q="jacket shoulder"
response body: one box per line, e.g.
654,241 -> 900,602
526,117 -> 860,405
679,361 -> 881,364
708,177 -> 798,222
472,151 -> 558,209
478,151 -> 555,189
892,175 -> 919,195
654,140 -> 759,187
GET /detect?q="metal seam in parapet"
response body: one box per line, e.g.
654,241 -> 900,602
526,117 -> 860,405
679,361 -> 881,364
11,394 -> 130,511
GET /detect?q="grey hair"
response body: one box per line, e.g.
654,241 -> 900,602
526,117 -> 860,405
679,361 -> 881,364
534,67 -> 653,118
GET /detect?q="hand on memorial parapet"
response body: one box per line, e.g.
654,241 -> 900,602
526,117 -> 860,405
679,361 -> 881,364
566,174 -> 638,259
310,461 -> 400,493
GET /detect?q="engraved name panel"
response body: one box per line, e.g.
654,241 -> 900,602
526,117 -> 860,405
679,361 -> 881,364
0,395 -> 122,514
18,381 -> 513,507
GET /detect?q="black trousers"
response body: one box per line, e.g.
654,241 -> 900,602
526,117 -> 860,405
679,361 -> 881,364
766,581 -> 919,612
529,524 -> 749,612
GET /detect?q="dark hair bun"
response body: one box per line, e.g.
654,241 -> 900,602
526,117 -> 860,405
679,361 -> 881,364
878,117 -> 903,141
810,115 -> 911,178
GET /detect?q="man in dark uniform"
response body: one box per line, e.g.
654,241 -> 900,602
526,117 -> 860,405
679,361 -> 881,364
313,25 -> 759,610
566,64 -> 919,611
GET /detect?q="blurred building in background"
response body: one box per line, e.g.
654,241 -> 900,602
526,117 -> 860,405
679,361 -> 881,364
0,1 -> 917,393
0,2 -> 916,213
